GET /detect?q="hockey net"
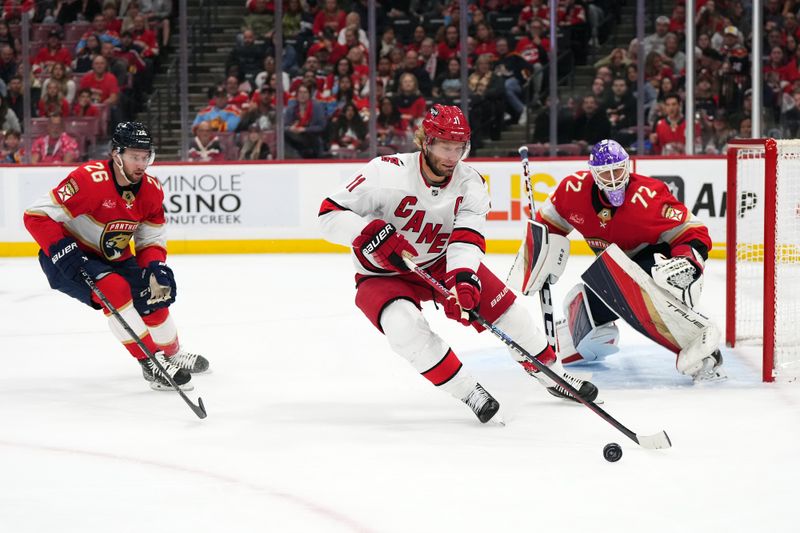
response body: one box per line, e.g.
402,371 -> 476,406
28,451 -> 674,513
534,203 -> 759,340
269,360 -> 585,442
726,139 -> 800,382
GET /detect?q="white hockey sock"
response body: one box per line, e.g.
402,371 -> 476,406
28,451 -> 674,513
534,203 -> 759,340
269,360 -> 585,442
493,302 -> 549,364
145,313 -> 180,356
381,300 -> 477,401
106,302 -> 157,358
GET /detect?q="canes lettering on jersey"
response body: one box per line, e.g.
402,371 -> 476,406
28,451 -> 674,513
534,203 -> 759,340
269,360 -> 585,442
319,152 -> 489,275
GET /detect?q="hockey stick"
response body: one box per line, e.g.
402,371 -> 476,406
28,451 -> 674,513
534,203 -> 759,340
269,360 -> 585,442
401,255 -> 671,450
80,268 -> 207,419
519,146 -> 557,352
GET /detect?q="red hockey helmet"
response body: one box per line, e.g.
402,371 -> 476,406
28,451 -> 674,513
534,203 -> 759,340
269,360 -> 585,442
422,104 -> 471,143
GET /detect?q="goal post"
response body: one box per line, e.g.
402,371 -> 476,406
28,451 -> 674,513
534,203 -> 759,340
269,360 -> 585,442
726,138 -> 800,382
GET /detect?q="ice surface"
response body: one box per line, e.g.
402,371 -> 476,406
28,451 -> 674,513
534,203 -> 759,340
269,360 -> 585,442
1,253 -> 798,532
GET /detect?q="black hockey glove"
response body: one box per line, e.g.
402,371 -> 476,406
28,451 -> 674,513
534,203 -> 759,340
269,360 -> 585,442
143,261 -> 176,306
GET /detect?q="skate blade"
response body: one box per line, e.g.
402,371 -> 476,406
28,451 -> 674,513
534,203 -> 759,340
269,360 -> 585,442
149,381 -> 194,392
693,369 -> 727,383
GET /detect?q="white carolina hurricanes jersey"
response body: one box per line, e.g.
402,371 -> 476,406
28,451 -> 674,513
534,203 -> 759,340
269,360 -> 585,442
319,152 -> 490,276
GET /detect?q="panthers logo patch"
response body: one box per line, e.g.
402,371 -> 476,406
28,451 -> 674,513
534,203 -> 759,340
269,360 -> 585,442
100,220 -> 138,260
585,237 -> 611,255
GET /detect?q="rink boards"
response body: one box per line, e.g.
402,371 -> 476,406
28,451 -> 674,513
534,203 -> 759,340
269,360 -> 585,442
0,157 -> 729,257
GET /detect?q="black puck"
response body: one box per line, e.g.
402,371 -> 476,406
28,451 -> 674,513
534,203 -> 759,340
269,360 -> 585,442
603,442 -> 622,462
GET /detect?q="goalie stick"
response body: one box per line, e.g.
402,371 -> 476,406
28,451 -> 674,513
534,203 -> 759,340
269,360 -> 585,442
518,146 -> 556,351
80,268 -> 208,420
402,254 -> 671,450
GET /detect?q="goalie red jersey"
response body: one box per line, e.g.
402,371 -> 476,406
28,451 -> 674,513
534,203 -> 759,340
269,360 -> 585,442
535,169 -> 712,261
24,159 -> 167,266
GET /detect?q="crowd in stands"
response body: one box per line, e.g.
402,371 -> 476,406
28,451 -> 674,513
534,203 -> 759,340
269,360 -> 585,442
183,0 -> 800,161
190,0 -> 618,161
531,0 -> 798,156
0,0 -> 171,163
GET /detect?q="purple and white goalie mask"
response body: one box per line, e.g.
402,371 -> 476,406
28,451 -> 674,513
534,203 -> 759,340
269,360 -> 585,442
588,140 -> 630,207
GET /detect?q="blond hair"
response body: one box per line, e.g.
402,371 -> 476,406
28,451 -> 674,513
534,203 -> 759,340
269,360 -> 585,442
413,124 -> 425,150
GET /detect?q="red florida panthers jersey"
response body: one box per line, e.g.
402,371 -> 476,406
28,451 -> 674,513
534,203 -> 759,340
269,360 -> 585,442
24,159 -> 168,265
535,170 -> 712,259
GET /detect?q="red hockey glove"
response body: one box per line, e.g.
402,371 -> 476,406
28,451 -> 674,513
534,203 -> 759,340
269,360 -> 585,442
353,219 -> 417,272
443,269 -> 481,325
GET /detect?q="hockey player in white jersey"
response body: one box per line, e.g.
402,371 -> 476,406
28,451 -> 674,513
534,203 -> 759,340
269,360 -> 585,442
318,104 -> 598,423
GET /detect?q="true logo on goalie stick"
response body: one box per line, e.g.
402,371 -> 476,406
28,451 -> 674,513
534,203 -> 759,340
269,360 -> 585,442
100,220 -> 138,260
56,178 -> 80,203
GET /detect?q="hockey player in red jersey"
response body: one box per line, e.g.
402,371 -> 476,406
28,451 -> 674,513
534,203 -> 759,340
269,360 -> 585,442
529,139 -> 723,380
318,104 -> 598,423
23,122 -> 209,390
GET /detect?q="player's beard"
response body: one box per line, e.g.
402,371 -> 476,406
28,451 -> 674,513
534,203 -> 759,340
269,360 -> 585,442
423,148 -> 454,181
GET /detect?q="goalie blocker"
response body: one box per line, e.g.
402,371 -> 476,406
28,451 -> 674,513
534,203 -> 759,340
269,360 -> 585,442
581,244 -> 725,381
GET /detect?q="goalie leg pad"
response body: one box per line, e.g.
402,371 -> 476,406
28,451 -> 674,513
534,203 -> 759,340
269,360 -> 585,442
381,299 -> 476,399
582,244 -> 725,378
558,283 -> 620,364
507,220 -> 570,295
677,324 -> 727,381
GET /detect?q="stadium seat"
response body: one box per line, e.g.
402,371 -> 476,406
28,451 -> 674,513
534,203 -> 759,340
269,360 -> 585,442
32,23 -> 61,41
30,118 -> 49,137
423,16 -> 444,34
392,16 -> 416,44
487,13 -> 516,36
64,22 -> 91,42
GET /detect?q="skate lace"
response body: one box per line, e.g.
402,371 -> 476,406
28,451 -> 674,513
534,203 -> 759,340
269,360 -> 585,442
551,372 -> 584,396
170,350 -> 199,370
148,356 -> 180,381
464,385 -> 490,412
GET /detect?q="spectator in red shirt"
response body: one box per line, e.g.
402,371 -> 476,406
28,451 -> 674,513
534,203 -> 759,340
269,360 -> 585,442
31,30 -> 73,78
438,25 -> 460,62
72,88 -> 100,117
38,82 -> 71,117
313,0 -> 347,37
668,3 -> 686,37
131,14 -> 159,58
2,0 -> 34,23
79,55 -> 120,106
392,72 -> 426,128
650,93 -> 696,155
473,22 -> 497,60
30,114 -> 80,164
516,0 -> 549,35
102,1 -> 122,33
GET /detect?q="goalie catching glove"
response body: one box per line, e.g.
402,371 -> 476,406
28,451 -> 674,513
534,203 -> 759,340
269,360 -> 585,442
353,219 -> 417,272
651,248 -> 704,308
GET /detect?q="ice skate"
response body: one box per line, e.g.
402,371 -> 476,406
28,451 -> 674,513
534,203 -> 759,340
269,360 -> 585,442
520,356 -> 599,403
140,352 -> 193,391
165,349 -> 209,373
462,383 -> 500,423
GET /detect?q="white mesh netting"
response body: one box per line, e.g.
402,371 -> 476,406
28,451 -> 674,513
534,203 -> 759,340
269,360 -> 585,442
734,140 -> 800,379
